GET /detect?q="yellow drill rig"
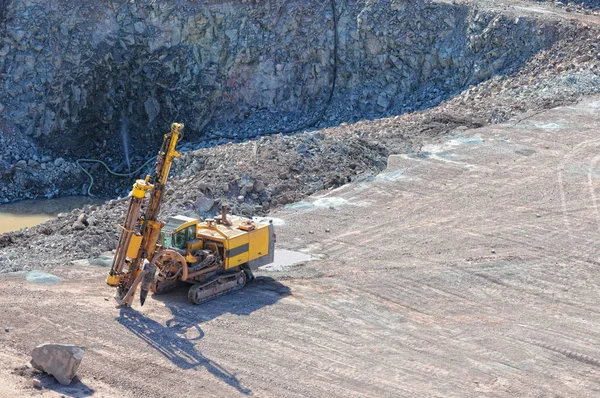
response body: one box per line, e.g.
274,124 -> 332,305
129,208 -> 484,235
106,123 -> 275,307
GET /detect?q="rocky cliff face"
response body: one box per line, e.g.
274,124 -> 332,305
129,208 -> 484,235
0,0 -> 565,201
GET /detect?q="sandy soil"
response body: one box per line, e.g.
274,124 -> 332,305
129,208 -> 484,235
2,96 -> 600,396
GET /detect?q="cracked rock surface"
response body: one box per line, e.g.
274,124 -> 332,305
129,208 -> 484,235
0,0 -> 580,201
30,343 -> 84,385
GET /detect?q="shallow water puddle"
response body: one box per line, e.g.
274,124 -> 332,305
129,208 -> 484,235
88,252 -> 115,267
312,197 -> 349,208
534,122 -> 561,130
283,201 -> 314,211
0,196 -> 104,234
437,152 -> 460,159
260,249 -> 314,271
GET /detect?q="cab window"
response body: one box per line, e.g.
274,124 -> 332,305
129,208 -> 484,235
172,230 -> 187,249
171,226 -> 196,250
186,225 -> 196,241
160,231 -> 172,248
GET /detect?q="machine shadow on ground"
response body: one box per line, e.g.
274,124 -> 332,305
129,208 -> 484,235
115,276 -> 290,395
153,275 -> 291,322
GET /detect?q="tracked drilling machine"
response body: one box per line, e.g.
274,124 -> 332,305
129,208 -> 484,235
106,123 -> 275,307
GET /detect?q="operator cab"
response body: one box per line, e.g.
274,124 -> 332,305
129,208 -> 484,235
160,215 -> 198,250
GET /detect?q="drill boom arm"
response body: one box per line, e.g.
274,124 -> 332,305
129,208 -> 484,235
107,123 -> 183,306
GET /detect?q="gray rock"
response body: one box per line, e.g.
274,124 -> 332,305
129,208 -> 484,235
144,97 -> 160,123
575,54 -> 593,63
134,22 -> 146,34
54,158 -> 65,167
238,176 -> 254,188
30,343 -> 84,385
76,240 -> 91,252
191,160 -> 202,172
194,196 -> 214,213
72,220 -> 86,230
15,160 -> 27,169
296,143 -> 309,156
376,93 -> 391,111
253,180 -> 265,192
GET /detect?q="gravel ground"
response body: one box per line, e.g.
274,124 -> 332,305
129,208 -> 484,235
3,97 -> 600,396
1,1 -> 600,397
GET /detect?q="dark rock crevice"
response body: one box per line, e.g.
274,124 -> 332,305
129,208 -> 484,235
0,0 -> 10,26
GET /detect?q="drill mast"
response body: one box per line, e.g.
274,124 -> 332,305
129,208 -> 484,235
107,123 -> 183,306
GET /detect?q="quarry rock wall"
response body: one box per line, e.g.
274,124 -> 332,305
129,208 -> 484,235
0,0 -> 564,200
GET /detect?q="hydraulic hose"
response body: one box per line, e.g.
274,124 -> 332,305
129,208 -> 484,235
76,157 -> 156,196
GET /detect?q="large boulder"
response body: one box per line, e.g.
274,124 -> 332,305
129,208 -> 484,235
30,344 -> 85,385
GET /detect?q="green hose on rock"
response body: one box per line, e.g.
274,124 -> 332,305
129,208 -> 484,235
76,157 -> 157,196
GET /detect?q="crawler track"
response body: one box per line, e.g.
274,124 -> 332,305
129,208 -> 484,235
187,271 -> 247,305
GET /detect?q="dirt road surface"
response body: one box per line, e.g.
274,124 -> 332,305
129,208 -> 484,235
3,97 -> 600,396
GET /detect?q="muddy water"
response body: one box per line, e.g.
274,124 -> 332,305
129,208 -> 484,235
0,196 -> 105,234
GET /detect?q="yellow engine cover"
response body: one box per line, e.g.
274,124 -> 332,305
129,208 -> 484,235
248,225 -> 269,260
196,215 -> 271,269
225,234 -> 249,269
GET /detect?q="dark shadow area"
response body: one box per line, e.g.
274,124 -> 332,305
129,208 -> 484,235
116,276 -> 290,395
152,276 -> 291,323
0,1 -> 9,29
38,375 -> 95,398
117,308 -> 252,395
13,366 -> 94,398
